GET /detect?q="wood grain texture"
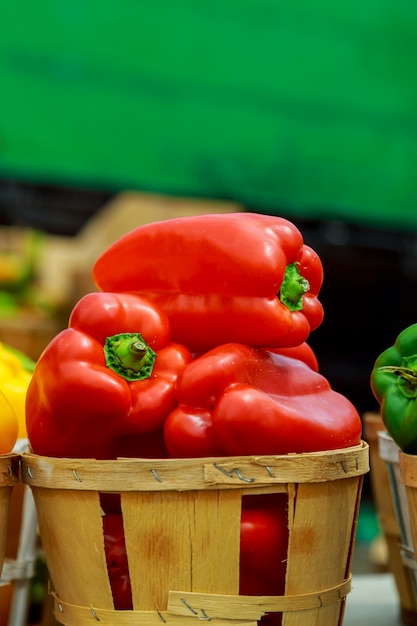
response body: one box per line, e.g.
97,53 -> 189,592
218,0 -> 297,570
21,443 -> 369,491
364,413 -> 417,618
21,444 -> 369,625
33,488 -> 114,608
0,454 -> 19,577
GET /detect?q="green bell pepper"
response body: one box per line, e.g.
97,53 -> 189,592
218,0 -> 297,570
371,323 -> 417,453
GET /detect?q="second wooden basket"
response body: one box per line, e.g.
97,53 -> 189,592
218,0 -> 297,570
21,442 -> 369,626
363,413 -> 417,625
399,450 -> 417,613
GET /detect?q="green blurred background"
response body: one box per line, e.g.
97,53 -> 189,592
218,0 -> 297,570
1,0 -> 417,419
1,0 -> 417,232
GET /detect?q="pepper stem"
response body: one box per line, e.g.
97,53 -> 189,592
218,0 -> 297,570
378,365 -> 417,399
104,333 -> 156,381
279,263 -> 310,311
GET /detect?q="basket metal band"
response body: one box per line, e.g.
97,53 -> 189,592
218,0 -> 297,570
167,576 -> 352,618
51,577 -> 351,625
21,443 -> 369,492
400,544 -> 417,571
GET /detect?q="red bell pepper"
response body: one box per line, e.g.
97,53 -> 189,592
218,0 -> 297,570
103,513 -> 133,610
269,342 -> 318,372
25,292 -> 192,459
164,343 -> 361,457
92,213 -> 324,352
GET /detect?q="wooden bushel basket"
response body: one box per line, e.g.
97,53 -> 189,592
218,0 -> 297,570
363,413 -> 417,625
378,430 -> 417,597
0,455 -> 20,576
399,451 -> 417,608
21,443 -> 369,626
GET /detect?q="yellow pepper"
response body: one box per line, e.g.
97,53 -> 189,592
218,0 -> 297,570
0,390 -> 18,453
0,341 -> 34,439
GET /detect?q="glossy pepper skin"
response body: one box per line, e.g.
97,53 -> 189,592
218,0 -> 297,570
103,514 -> 133,610
371,323 -> 417,454
0,390 -> 19,453
93,213 -> 324,352
25,292 -> 192,459
164,344 -> 362,458
268,342 -> 318,372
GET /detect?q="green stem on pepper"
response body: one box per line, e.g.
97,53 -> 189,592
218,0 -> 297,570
378,365 -> 417,399
279,263 -> 310,311
104,333 -> 156,381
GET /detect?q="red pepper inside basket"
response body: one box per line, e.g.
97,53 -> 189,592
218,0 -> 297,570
103,513 -> 133,610
240,494 -> 288,626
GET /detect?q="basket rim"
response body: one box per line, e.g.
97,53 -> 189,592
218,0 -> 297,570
0,453 -> 20,487
20,441 -> 369,492
378,430 -> 401,463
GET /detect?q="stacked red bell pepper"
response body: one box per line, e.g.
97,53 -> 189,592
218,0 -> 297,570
25,212 -> 361,624
26,291 -> 192,460
164,343 -> 361,459
93,212 -> 324,352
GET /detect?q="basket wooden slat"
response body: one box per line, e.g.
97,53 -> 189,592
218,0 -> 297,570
122,489 -> 242,612
33,488 -> 113,609
283,478 -> 360,626
21,442 -> 369,626
0,487 -> 10,577
0,454 -> 20,577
